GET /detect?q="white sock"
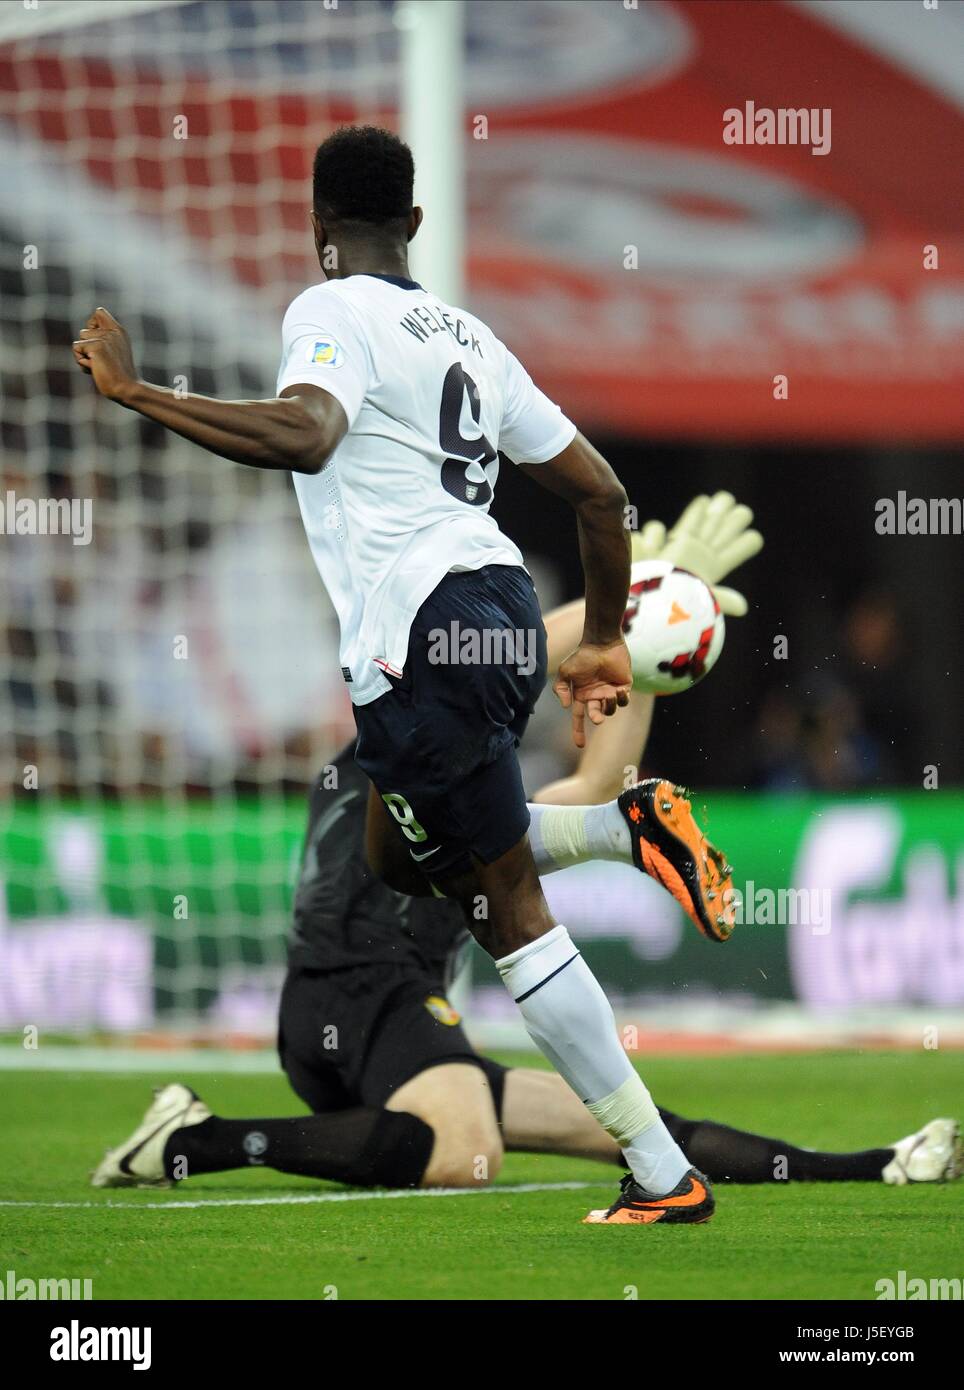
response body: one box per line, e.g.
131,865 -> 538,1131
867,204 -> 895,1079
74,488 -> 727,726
621,1118 -> 692,1195
526,801 -> 630,875
496,925 -> 688,1193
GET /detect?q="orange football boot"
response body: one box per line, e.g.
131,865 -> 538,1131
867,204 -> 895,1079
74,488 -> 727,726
584,1168 -> 715,1225
617,778 -> 735,942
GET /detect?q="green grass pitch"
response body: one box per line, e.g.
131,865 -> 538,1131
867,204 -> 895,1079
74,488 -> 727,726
1,1050 -> 960,1301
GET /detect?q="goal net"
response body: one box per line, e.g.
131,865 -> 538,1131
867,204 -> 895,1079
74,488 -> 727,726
0,0 -> 413,1036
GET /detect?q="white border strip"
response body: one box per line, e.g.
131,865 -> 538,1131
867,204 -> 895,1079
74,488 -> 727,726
0,1181 -> 609,1210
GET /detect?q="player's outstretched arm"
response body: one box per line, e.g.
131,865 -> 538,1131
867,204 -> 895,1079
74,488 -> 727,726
520,432 -> 632,747
72,307 -> 346,474
532,695 -> 654,806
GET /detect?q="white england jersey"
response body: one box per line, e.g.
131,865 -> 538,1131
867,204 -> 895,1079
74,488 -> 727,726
276,273 -> 576,705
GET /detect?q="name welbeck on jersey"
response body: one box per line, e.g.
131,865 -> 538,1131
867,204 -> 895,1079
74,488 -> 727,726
399,304 -> 483,356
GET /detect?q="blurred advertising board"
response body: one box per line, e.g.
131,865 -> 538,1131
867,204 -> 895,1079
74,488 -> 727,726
1,791 -> 962,1032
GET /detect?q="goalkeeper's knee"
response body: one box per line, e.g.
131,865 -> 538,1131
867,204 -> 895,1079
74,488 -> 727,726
356,1109 -> 436,1188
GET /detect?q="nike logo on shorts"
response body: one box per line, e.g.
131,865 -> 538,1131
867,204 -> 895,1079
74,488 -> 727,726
410,844 -> 441,862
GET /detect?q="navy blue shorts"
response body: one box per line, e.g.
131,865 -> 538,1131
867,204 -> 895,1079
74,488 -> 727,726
353,564 -> 547,874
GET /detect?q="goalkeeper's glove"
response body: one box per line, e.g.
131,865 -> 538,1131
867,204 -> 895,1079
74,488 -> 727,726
631,491 -> 763,617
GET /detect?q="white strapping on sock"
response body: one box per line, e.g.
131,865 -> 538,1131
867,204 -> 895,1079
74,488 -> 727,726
525,802 -> 630,874
585,1074 -> 658,1148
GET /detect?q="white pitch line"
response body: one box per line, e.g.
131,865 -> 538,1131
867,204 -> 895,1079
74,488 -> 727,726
0,1181 -> 610,1211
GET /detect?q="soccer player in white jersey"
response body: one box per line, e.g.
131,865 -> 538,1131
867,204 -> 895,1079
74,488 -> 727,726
74,126 -> 735,1225
89,502 -> 960,1199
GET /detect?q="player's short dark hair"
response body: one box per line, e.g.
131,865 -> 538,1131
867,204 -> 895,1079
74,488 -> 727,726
312,126 -> 414,226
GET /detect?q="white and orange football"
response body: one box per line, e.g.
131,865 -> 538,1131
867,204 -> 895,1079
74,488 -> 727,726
621,559 -> 725,695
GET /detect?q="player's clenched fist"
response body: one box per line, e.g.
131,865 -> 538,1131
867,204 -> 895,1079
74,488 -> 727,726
72,307 -> 138,403
553,638 -> 632,749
